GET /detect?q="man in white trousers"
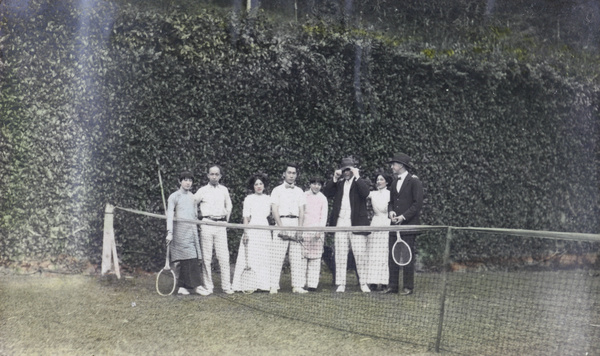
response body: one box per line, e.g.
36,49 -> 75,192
194,165 -> 233,295
323,157 -> 371,293
270,163 -> 307,294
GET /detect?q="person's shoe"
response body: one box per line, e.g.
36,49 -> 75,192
270,287 -> 278,294
292,287 -> 308,294
336,285 -> 345,293
177,287 -> 190,295
380,287 -> 399,294
223,289 -> 234,295
360,284 -> 371,293
400,288 -> 413,295
195,286 -> 211,296
307,287 -> 317,292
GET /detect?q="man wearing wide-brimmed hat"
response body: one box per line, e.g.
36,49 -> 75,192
323,157 -> 371,293
383,153 -> 423,295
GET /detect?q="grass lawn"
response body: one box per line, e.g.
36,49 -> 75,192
0,271 -> 433,356
2,266 -> 598,355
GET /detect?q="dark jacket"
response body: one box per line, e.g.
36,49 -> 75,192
323,177 -> 371,235
388,174 -> 423,226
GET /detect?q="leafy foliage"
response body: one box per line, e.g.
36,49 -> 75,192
0,0 -> 598,270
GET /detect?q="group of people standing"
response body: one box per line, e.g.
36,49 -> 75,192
166,153 -> 423,296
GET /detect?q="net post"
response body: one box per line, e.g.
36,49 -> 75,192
101,203 -> 121,279
435,226 -> 453,353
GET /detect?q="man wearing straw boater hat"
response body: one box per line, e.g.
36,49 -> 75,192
323,157 -> 371,293
383,153 -> 423,295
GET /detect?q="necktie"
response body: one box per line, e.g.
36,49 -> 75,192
396,176 -> 402,192
285,183 -> 295,189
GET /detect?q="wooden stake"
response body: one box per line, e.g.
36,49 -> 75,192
101,203 -> 121,278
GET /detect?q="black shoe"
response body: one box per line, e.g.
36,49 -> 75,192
307,287 -> 317,292
400,288 -> 413,295
380,287 -> 399,294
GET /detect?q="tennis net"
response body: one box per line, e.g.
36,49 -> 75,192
107,206 -> 600,355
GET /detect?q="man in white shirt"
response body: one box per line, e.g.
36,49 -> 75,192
322,157 -> 371,293
270,163 -> 307,294
194,165 -> 233,295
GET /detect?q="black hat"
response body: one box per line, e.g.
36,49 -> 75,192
339,157 -> 356,171
388,153 -> 413,169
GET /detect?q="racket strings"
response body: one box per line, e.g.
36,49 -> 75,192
156,269 -> 177,296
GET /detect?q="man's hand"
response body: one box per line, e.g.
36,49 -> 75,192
166,233 -> 173,243
333,169 -> 342,181
392,215 -> 405,224
389,211 -> 397,220
350,167 -> 360,179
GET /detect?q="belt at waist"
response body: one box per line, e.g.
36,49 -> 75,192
280,215 -> 298,219
202,216 -> 226,221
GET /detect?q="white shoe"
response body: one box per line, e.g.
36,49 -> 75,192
223,289 -> 234,295
336,285 -> 345,293
177,287 -> 190,295
270,287 -> 278,294
360,284 -> 371,293
292,287 -> 308,294
195,286 -> 211,296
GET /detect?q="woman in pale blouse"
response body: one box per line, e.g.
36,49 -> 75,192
231,174 -> 272,292
366,173 -> 392,291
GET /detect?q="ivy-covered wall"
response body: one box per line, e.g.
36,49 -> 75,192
1,0 -> 598,269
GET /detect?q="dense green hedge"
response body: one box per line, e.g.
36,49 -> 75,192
1,0 -> 598,270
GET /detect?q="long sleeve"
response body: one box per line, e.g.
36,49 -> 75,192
318,194 -> 328,227
166,192 -> 177,234
354,178 -> 371,199
224,187 -> 233,215
402,179 -> 424,222
322,180 -> 338,199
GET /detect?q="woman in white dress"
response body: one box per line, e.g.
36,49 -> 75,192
366,173 -> 392,291
232,174 -> 272,292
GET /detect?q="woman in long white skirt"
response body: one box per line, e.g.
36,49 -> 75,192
232,174 -> 272,292
366,173 -> 392,291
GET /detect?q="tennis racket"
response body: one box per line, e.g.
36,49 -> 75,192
156,243 -> 177,296
239,237 -> 257,294
392,231 -> 412,266
278,232 -> 305,247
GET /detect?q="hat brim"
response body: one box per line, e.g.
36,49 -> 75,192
340,165 -> 354,171
388,160 -> 413,169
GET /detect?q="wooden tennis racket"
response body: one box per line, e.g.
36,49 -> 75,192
239,237 -> 257,294
392,231 -> 412,266
156,242 -> 177,296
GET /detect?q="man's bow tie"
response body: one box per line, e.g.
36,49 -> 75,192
285,183 -> 295,189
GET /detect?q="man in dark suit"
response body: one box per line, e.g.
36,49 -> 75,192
323,157 -> 371,293
383,153 -> 423,295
